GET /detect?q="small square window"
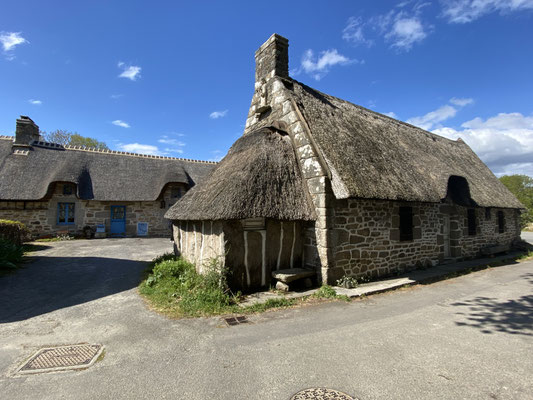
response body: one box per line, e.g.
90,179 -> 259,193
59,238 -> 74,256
399,206 -> 413,241
63,184 -> 74,195
171,187 -> 182,199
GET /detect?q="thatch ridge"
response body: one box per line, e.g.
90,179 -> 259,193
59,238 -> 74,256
165,126 -> 316,221
288,79 -> 523,209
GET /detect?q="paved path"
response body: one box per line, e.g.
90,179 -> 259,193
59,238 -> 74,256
1,239 -> 532,399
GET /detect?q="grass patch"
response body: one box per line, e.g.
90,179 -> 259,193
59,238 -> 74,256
517,251 -> 533,262
139,254 -> 238,317
140,255 -> 352,318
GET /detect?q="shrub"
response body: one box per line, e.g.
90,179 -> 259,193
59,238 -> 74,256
0,239 -> 24,269
313,285 -> 338,299
0,220 -> 31,246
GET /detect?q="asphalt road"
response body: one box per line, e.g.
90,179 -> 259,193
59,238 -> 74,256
0,238 -> 532,399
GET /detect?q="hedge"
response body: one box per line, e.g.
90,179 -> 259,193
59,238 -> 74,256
0,220 -> 31,246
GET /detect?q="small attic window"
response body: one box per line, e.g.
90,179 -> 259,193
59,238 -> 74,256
171,187 -> 182,199
63,184 -> 74,195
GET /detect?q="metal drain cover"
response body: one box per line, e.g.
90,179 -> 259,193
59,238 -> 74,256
17,344 -> 103,374
224,316 -> 250,326
291,388 -> 355,400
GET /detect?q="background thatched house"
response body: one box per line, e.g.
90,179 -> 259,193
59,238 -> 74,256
0,116 -> 215,238
168,34 -> 524,292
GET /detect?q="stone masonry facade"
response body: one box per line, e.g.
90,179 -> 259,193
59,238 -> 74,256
331,199 -> 520,280
0,182 -> 186,238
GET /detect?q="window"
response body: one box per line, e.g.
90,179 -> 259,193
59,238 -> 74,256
58,203 -> 75,225
498,211 -> 505,233
171,187 -> 182,199
399,206 -> 413,241
485,208 -> 491,220
63,184 -> 74,195
467,209 -> 476,236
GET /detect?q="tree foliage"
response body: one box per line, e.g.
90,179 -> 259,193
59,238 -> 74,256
499,174 -> 533,229
40,129 -> 109,150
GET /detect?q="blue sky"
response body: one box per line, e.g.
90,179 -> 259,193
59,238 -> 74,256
1,0 -> 532,175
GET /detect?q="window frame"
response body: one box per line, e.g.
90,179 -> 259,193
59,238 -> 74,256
399,206 -> 414,242
57,202 -> 75,225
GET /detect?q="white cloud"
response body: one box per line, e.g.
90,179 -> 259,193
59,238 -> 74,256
407,105 -> 457,130
28,99 -> 42,105
342,16 -> 373,47
343,3 -> 431,52
386,17 -> 427,50
0,32 -> 28,60
383,111 -> 398,118
117,143 -> 160,155
117,62 -> 141,81
112,120 -> 130,128
298,49 -> 357,80
209,110 -> 228,119
110,94 -> 123,99
441,0 -> 533,23
208,149 -> 224,162
407,96 -> 474,130
158,135 -> 185,154
449,97 -> 474,106
433,112 -> 533,176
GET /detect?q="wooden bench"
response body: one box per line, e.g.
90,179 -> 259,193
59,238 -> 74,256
272,268 -> 315,292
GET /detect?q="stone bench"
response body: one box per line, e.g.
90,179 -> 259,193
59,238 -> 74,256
272,268 -> 315,292
480,244 -> 510,256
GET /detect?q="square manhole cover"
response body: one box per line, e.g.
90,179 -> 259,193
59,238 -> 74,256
17,344 -> 104,374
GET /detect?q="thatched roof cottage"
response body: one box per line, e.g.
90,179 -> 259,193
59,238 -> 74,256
0,116 -> 215,238
167,34 -> 523,292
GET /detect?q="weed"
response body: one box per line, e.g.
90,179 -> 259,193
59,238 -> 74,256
336,276 -> 359,289
313,285 -> 338,299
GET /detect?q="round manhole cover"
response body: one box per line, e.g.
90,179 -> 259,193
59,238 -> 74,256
291,388 -> 355,400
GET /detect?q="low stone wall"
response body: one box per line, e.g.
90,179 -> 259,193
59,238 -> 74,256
330,199 -> 520,281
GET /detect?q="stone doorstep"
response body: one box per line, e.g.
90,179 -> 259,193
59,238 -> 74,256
239,251 -> 525,307
272,268 -> 315,283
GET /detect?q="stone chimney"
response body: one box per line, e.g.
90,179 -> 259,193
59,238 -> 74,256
14,116 -> 40,146
255,34 -> 289,82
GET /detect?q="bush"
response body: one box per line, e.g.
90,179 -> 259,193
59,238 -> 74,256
0,220 -> 31,246
140,255 -> 236,317
0,239 -> 24,269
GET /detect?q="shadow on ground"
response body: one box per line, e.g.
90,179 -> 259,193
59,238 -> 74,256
0,255 -> 147,323
451,272 -> 533,336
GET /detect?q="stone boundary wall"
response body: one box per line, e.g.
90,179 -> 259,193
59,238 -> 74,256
332,198 -> 521,280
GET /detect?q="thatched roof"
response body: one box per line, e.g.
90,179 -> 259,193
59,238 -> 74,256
290,79 -> 523,209
165,127 -> 315,221
0,138 -> 215,201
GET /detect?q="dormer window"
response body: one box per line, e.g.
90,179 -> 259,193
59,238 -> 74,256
63,184 -> 74,195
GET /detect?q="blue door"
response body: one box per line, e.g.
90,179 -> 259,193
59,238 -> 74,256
110,206 -> 126,237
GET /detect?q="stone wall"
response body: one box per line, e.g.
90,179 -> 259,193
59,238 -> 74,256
331,198 -> 521,281
0,182 -> 186,238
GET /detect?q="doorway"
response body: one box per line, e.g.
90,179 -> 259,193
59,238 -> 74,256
110,206 -> 126,237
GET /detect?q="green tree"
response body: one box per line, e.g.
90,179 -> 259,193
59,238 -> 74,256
499,174 -> 533,229
40,129 -> 109,150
